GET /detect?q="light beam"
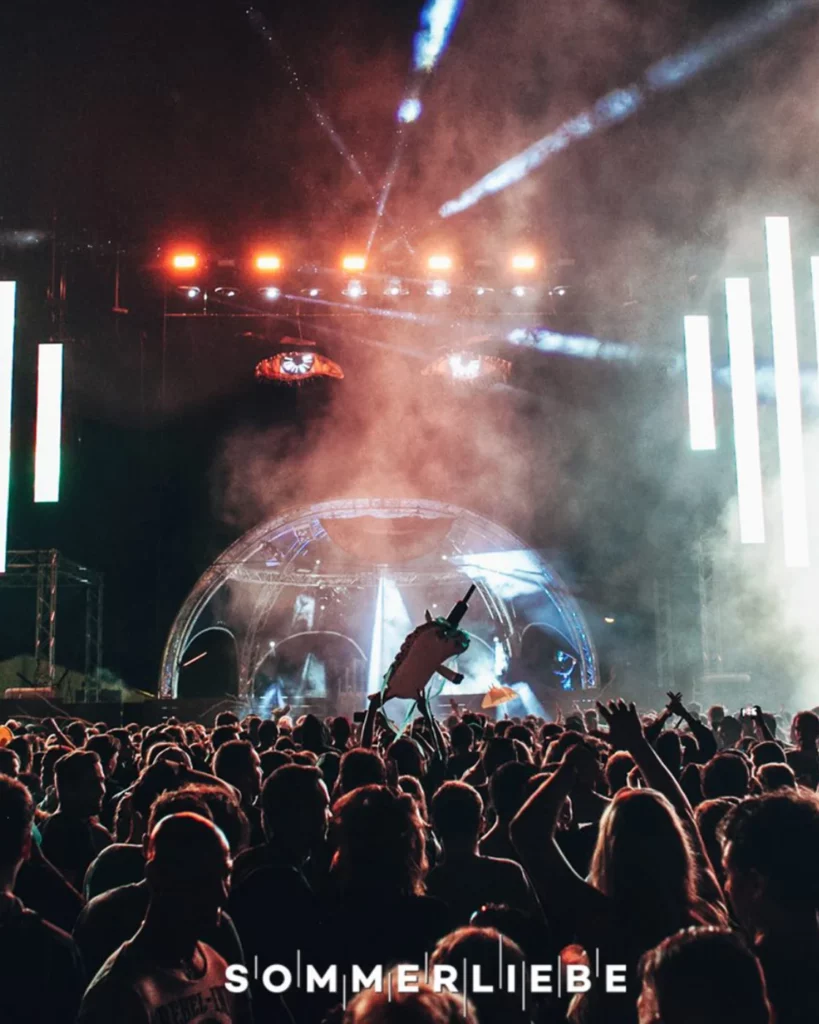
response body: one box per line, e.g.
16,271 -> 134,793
440,0 -> 810,218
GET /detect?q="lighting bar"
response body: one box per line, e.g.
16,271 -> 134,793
811,256 -> 819,365
171,253 -> 198,270
0,282 -> 15,573
725,279 -> 765,543
683,315 -> 717,451
342,254 -> 367,272
765,216 -> 809,567
34,344 -> 63,503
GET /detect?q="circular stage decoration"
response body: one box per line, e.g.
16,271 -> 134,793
160,499 -> 598,715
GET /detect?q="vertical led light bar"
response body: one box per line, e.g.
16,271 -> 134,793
684,315 -> 717,450
725,278 -> 765,544
0,282 -> 15,573
811,256 -> 819,364
765,216 -> 809,567
34,343 -> 64,503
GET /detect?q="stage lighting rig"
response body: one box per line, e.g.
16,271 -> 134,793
423,349 -> 512,386
255,337 -> 344,384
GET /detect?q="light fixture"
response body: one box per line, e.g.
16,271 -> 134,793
255,254 -> 281,272
603,616 -> 615,624
511,253 -> 537,272
427,254 -> 453,272
171,253 -> 198,270
342,280 -> 366,299
214,286 -> 240,299
384,277 -> 409,297
427,279 -> 451,298
259,287 -> 281,301
342,254 -> 367,272
683,315 -> 717,451
176,286 -> 201,299
34,344 -> 63,504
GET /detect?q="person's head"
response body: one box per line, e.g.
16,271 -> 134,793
694,798 -> 739,885
655,731 -> 683,778
343,969 -> 477,1024
65,721 -> 88,748
431,927 -> 530,1024
144,812 -> 231,937
210,724 -> 240,752
750,741 -> 786,769
584,709 -> 599,733
755,762 -> 796,792
317,750 -> 341,792
431,781 -> 483,853
300,713 -> 327,754
258,719 -> 279,751
144,785 -> 214,856
260,749 -> 291,779
194,785 -> 249,855
7,736 -> 32,773
332,784 -> 426,896
604,750 -> 635,795
386,737 -> 425,779
718,716 -> 742,748
54,749 -> 105,817
591,788 -> 697,944
40,744 -> 71,790
330,717 -> 352,748
262,764 -> 330,854
721,791 -> 819,933
702,752 -> 750,799
450,722 -> 474,754
792,710 -> 819,746
399,775 -> 429,823
0,774 -> 34,889
0,748 -> 20,778
85,733 -> 121,776
489,761 -> 537,823
213,739 -> 262,804
337,747 -> 387,796
214,711 -> 239,728
638,927 -> 771,1024
708,705 -> 725,727
481,737 -> 517,778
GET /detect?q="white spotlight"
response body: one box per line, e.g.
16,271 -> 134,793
683,315 -> 717,451
725,279 -> 765,544
765,216 -> 809,567
811,256 -> 819,368
260,286 -> 281,301
427,279 -> 451,298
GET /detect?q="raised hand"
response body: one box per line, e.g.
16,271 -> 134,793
666,691 -> 686,717
596,699 -> 644,750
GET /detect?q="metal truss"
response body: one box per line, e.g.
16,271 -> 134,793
0,550 -> 104,695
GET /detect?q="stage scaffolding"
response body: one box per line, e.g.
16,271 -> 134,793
0,550 -> 104,696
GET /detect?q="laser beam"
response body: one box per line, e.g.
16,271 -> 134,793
413,0 -> 465,72
440,0 -> 810,217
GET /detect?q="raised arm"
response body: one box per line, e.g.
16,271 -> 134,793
510,746 -> 609,943
666,693 -> 717,763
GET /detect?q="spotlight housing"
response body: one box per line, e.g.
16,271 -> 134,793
214,286 -> 240,299
342,279 -> 367,299
427,279 -> 451,298
259,287 -> 281,301
176,286 -> 202,299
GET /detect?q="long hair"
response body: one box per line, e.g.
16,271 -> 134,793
590,789 -> 698,948
332,784 -> 427,897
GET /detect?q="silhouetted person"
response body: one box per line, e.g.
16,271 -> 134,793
78,812 -> 252,1023
0,774 -> 85,1024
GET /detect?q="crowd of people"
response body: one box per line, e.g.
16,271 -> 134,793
1,690 -> 819,1023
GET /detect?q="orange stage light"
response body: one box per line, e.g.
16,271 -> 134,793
511,252 -> 537,272
171,253 -> 198,270
255,254 -> 282,272
342,254 -> 367,272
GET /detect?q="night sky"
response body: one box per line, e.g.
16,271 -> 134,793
1,0 -> 817,694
